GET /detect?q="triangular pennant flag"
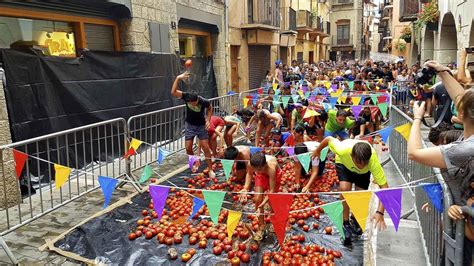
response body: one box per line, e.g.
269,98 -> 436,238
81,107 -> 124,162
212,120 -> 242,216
377,95 -> 387,104
188,155 -> 199,171
149,185 -> 170,219
422,183 -> 443,213
252,93 -> 259,105
189,197 -> 205,220
330,93 -> 339,98
340,96 -> 347,104
337,96 -> 343,104
342,191 -> 373,232
275,88 -> 281,95
370,95 -> 378,105
285,134 -> 295,146
319,88 -> 327,95
263,86 -> 269,94
378,102 -> 388,118
321,201 -> 345,240
286,146 -> 295,156
304,91 -> 311,99
273,94 -> 280,101
323,103 -> 332,111
268,194 -> 294,246
243,98 -> 250,108
329,97 -> 338,106
331,83 -> 338,91
292,95 -> 300,104
227,210 -> 242,240
123,147 -> 136,159
303,109 -> 320,119
202,190 -> 226,224
301,85 -> 308,93
157,148 -> 171,164
298,90 -> 305,99
352,96 -> 361,106
139,165 -> 153,183
395,123 -> 412,141
272,83 -> 278,90
378,126 -> 393,143
296,153 -> 311,173
221,159 -> 234,180
351,106 -> 363,119
320,147 -> 329,161
324,81 -> 331,89
375,188 -> 402,231
273,100 -> 281,110
250,147 -> 262,155
336,89 -> 343,96
54,164 -> 71,189
98,176 -> 119,208
281,96 -> 291,109
257,88 -> 263,94
348,81 -> 354,90
12,149 -> 27,179
130,138 -> 143,151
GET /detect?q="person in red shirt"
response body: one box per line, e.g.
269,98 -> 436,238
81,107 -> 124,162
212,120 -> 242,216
198,115 -> 225,157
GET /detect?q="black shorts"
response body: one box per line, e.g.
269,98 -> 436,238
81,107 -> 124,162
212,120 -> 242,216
235,161 -> 246,171
335,163 -> 371,189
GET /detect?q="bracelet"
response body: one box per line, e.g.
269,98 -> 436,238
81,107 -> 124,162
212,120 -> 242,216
376,211 -> 384,216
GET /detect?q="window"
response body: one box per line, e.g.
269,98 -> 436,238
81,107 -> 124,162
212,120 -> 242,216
337,24 -> 350,44
178,31 -> 211,58
0,16 -> 76,57
336,0 -> 351,4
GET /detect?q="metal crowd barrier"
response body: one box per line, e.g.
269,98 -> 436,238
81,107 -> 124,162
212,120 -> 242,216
0,118 -> 129,263
389,106 -> 465,265
126,93 -> 240,173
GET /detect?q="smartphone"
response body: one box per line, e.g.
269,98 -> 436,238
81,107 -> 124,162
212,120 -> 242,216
466,47 -> 474,53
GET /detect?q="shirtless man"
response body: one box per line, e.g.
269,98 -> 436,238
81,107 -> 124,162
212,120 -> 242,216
223,146 -> 251,182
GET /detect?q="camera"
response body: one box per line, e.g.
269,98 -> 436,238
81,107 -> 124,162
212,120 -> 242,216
416,67 -> 437,85
466,47 -> 474,53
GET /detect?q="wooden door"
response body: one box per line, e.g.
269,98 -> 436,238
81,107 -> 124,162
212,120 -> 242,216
231,46 -> 239,92
309,51 -> 314,64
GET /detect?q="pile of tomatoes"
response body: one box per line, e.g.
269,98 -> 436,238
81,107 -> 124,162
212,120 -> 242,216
127,155 -> 345,265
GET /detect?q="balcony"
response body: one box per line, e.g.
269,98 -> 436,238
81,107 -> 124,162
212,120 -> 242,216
243,0 -> 280,30
332,0 -> 354,7
399,0 -> 418,22
289,7 -> 297,32
331,34 -> 353,47
297,10 -> 313,32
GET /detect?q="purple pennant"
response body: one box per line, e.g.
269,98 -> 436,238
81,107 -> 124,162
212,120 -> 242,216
284,82 -> 291,86
301,86 -> 308,93
375,188 -> 402,231
331,84 -> 338,91
188,155 -> 198,171
351,105 -> 363,119
286,146 -> 295,156
149,185 -> 170,220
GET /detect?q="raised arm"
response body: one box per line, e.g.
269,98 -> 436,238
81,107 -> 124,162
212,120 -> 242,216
313,136 -> 333,158
457,49 -> 472,85
171,73 -> 190,98
424,61 -> 465,104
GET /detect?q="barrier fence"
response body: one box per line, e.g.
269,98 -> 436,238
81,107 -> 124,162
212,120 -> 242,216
389,106 -> 465,265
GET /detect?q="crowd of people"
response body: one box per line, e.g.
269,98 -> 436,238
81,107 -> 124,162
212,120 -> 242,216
171,54 -> 473,261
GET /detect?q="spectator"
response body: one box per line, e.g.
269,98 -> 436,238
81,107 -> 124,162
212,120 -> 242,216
432,82 -> 453,123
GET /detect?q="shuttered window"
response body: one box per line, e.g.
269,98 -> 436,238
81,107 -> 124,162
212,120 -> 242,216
84,23 -> 114,51
248,45 -> 270,89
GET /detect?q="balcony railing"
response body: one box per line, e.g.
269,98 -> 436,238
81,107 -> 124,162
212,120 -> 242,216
331,34 -> 353,46
333,0 -> 354,6
297,10 -> 312,29
247,0 -> 280,28
289,8 -> 297,31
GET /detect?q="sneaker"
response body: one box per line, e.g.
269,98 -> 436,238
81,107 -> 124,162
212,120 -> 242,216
342,221 -> 352,246
350,217 -> 363,236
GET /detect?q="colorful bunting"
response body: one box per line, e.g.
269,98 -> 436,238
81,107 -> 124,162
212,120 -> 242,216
292,95 -> 300,104
268,194 -> 294,246
272,83 -> 278,90
351,106 -> 363,119
98,176 -> 119,208
273,100 -> 281,110
157,148 -> 171,164
329,97 -> 338,107
243,98 -> 250,108
377,95 -> 387,104
378,102 -> 388,118
323,103 -> 332,111
395,123 -> 412,141
304,91 -> 311,99
281,96 -> 291,109
275,89 -> 281,95
189,197 -> 205,220
342,191 -> 373,232
257,87 -> 263,94
286,146 -> 295,156
321,201 -> 345,240
296,153 -> 311,173
303,109 -> 320,119
130,138 -> 143,151
422,183 -> 443,213
370,95 -> 378,105
378,126 -> 393,143
188,155 -> 199,171
149,185 -> 170,219
252,94 -> 259,105
348,81 -> 354,90
285,134 -> 295,146
123,147 -> 136,159
202,190 -> 226,224
227,210 -> 242,240
375,188 -> 402,231
320,147 -> 329,161
221,159 -> 234,180
139,165 -> 153,184
298,90 -> 305,99
250,147 -> 262,155
352,96 -> 361,106
54,164 -> 71,189
12,149 -> 27,179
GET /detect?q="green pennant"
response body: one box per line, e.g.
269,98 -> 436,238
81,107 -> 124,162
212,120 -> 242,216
202,190 -> 226,224
348,81 -> 354,90
139,165 -> 153,184
320,147 -> 329,161
282,96 -> 291,109
378,102 -> 388,118
321,201 -> 345,240
371,95 -> 378,105
275,89 -> 281,95
296,153 -> 311,174
221,159 -> 234,180
292,95 -> 300,104
273,100 -> 281,110
304,91 -> 311,99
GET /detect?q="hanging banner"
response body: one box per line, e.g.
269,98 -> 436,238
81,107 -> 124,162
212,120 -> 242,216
342,191 -> 373,232
202,190 -> 226,224
303,109 -> 320,119
221,159 -> 234,180
378,102 -> 388,118
188,197 -> 205,220
422,183 -> 444,213
286,146 -> 295,156
395,123 -> 412,141
227,210 -> 242,240
281,96 -> 291,109
351,106 -> 363,119
149,185 -> 170,220
130,138 -> 143,151
157,148 -> 171,164
296,153 -> 311,173
243,98 -> 250,108
98,176 -> 119,208
321,201 -> 345,240
268,194 -> 294,246
352,96 -> 361,106
320,147 -> 329,161
139,165 -> 153,184
378,126 -> 393,143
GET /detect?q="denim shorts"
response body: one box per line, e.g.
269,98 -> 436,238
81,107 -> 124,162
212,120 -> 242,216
324,130 -> 349,140
185,123 -> 209,141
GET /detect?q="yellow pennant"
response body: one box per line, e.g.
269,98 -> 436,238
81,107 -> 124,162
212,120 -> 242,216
324,81 -> 331,89
395,123 -> 412,141
273,83 -> 278,90
342,191 -> 373,232
352,97 -> 362,106
130,138 -> 143,151
330,92 -> 339,98
298,90 -> 305,99
340,96 -> 347,104
227,210 -> 242,240
54,164 -> 71,189
303,109 -> 320,119
243,98 -> 250,108
344,108 -> 350,112
336,89 -> 343,96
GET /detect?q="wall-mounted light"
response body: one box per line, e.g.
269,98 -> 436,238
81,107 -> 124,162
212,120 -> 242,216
171,21 -> 177,30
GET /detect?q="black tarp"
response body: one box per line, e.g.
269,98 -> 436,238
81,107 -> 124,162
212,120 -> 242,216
53,162 -> 363,265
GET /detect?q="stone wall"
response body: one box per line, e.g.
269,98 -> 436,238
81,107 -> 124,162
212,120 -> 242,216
120,0 -> 228,95
0,73 -> 21,210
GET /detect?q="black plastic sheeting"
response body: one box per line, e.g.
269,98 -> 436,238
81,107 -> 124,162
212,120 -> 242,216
53,165 -> 363,265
